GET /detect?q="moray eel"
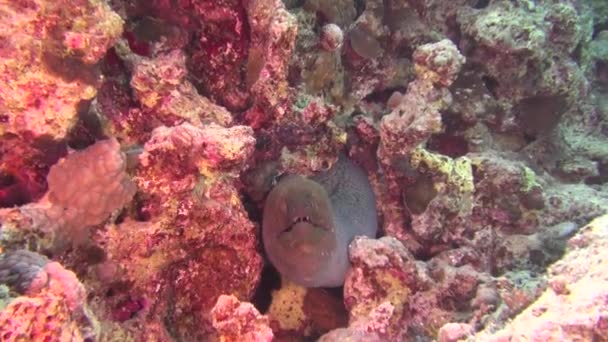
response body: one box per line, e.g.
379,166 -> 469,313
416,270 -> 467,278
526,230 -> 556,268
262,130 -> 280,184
263,155 -> 378,287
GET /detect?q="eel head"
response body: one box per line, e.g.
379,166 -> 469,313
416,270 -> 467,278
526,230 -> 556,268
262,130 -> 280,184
262,174 -> 337,286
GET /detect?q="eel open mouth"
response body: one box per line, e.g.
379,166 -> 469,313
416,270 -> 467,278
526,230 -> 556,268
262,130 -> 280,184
283,216 -> 313,233
282,216 -> 332,233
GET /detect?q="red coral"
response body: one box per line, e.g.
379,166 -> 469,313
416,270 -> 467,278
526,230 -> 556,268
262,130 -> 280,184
188,0 -> 250,111
112,297 -> 145,322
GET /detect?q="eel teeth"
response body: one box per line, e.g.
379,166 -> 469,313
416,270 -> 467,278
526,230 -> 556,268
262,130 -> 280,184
293,216 -> 311,224
283,216 -> 329,233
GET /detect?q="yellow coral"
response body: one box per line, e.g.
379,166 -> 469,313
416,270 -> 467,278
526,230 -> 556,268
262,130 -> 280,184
520,166 -> 540,192
349,268 -> 411,325
266,278 -> 313,335
409,147 -> 474,194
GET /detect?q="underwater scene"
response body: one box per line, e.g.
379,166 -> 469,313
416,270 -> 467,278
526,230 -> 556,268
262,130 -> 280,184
0,0 -> 607,341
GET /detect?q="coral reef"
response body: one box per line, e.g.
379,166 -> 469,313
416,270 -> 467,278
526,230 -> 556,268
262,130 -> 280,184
0,135 -> 67,208
0,0 -> 123,140
344,236 -> 420,340
211,295 -> 274,341
0,250 -> 50,294
0,250 -> 98,341
266,278 -> 313,337
96,122 -> 263,340
0,0 -> 608,340
0,138 -> 136,249
475,214 -> 608,340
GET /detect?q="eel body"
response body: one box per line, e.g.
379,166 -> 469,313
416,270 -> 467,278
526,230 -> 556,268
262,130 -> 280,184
262,155 -> 378,287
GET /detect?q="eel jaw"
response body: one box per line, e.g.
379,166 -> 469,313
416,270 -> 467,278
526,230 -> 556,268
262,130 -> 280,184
283,216 -> 321,233
280,215 -> 334,236
277,215 -> 335,255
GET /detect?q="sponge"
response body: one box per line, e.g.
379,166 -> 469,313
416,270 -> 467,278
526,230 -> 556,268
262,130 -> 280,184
47,138 -> 136,227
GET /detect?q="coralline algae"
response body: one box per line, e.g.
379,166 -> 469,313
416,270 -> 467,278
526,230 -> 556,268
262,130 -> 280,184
0,0 -> 607,340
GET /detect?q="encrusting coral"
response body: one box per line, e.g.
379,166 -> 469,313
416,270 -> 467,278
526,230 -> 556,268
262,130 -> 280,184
379,39 -> 465,162
96,122 -> 263,340
1,0 -> 608,340
344,236 -> 420,340
0,250 -> 98,341
0,0 -> 123,140
211,294 -> 274,342
474,214 -> 608,341
46,139 -> 136,229
0,138 -> 136,249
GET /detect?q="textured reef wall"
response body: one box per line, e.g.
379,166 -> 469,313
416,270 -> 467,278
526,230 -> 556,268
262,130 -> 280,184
0,0 -> 607,341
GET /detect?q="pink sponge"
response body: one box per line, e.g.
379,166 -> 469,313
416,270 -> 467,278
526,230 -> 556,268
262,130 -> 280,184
47,138 -> 136,228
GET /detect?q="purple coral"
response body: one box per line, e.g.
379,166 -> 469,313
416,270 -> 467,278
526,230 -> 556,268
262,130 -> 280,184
0,251 -> 97,340
0,250 -> 49,294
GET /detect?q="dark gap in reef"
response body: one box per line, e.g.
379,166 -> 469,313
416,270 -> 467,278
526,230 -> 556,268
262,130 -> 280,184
0,134 -> 67,207
113,207 -> 129,225
596,61 -> 608,88
481,75 -> 499,98
585,159 -> 608,185
252,265 -> 282,314
514,95 -> 567,142
427,134 -> 469,158
133,193 -> 153,222
0,172 -> 16,188
303,287 -> 349,333
403,174 -> 437,215
572,41 -> 584,62
241,192 -> 263,223
427,110 -> 470,158
354,0 -> 366,18
592,23 -> 608,39
472,0 -> 490,9
363,86 -> 408,106
0,172 -> 31,208
66,101 -> 105,150
42,50 -> 100,85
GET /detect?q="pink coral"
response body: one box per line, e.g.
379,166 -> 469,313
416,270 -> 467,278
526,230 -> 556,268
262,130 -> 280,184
95,122 -> 263,340
128,49 -> 234,127
139,123 -> 255,178
211,295 -> 274,342
379,39 -> 464,162
0,138 -> 135,249
0,251 -> 97,341
320,24 -> 344,52
378,80 -> 446,160
413,39 -> 466,87
437,323 -> 473,342
318,302 -> 391,342
0,0 -> 122,139
344,236 -> 421,340
475,215 -> 608,340
244,0 -> 298,128
47,138 -> 136,227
